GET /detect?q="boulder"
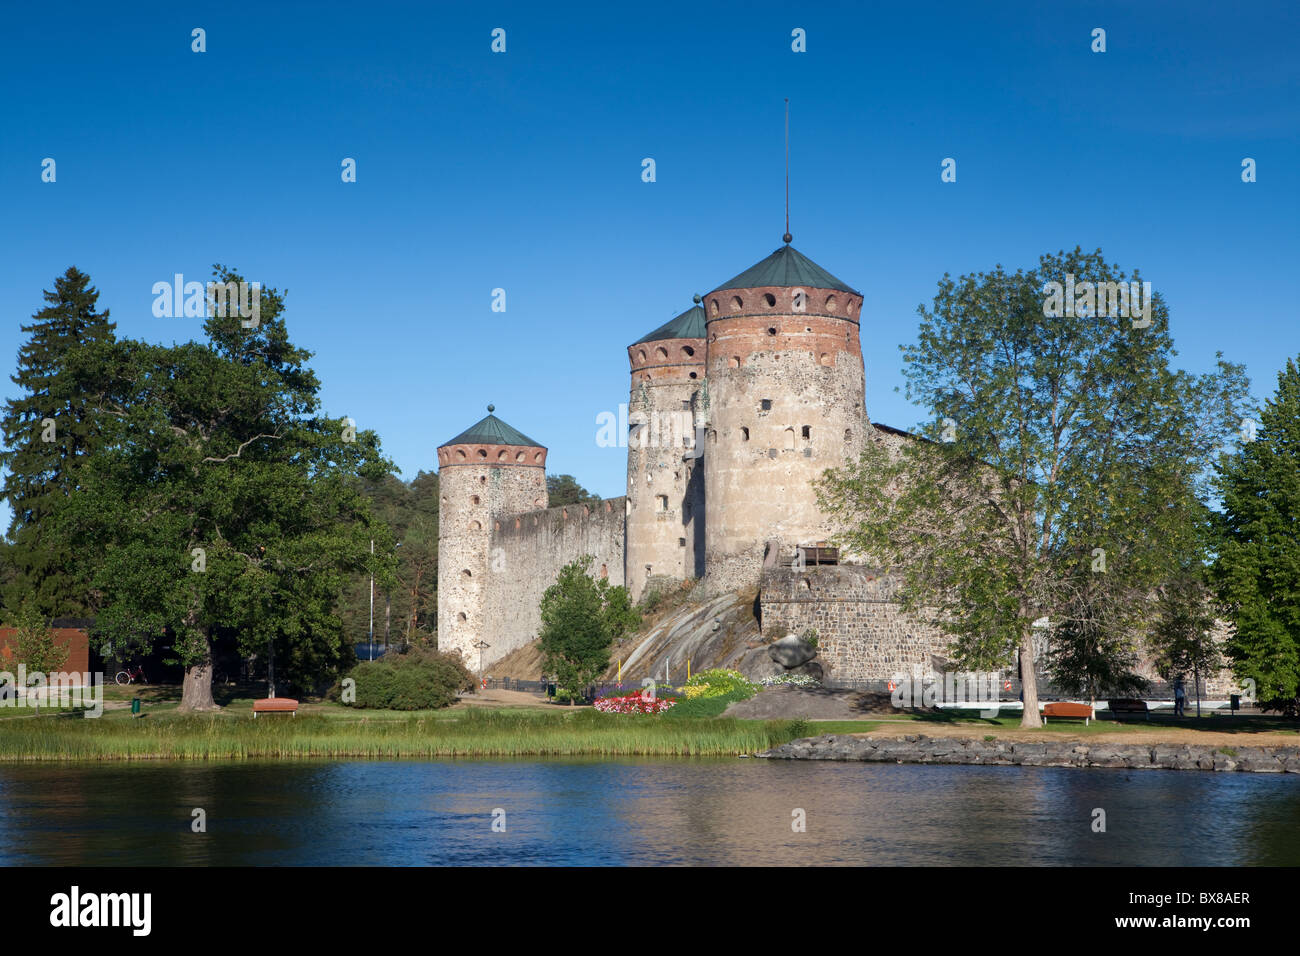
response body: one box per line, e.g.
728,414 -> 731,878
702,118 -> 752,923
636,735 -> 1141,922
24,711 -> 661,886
768,635 -> 818,668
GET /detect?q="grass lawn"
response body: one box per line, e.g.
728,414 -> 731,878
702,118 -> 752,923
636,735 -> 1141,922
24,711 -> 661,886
3,684 -> 1292,761
0,685 -> 811,760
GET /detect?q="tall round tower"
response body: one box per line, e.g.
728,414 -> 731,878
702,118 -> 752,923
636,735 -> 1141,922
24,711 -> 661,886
436,406 -> 547,665
701,242 -> 866,594
625,301 -> 707,602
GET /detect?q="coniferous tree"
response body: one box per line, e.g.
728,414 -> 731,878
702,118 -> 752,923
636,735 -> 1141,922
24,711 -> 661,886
1213,357 -> 1300,711
0,267 -> 117,617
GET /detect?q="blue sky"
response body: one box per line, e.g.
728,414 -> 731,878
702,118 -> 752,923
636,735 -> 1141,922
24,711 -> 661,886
2,0 -> 1296,502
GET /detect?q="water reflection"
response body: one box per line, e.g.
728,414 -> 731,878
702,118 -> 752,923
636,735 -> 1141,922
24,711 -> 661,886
1,759 -> 1296,866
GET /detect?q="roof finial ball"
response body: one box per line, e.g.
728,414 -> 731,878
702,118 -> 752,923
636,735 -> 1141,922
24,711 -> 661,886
487,404 -> 495,413
782,232 -> 793,244
693,294 -> 702,304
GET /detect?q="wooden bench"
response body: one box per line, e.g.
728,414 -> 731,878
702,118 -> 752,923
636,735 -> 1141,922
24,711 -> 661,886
1043,702 -> 1093,725
252,697 -> 299,718
1106,698 -> 1150,720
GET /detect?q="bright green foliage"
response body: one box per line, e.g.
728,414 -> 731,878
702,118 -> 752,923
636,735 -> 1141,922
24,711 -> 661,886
683,668 -> 755,700
539,555 -> 639,699
5,597 -> 69,674
58,266 -> 394,710
0,267 -> 118,617
1213,357 -> 1300,709
346,648 -> 474,710
4,598 -> 69,716
817,248 -> 1249,726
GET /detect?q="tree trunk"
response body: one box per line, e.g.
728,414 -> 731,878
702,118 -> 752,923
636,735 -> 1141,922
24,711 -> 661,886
1019,633 -> 1041,728
178,629 -> 220,712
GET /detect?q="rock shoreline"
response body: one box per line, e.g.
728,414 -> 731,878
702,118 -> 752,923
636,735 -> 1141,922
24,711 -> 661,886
758,734 -> 1300,773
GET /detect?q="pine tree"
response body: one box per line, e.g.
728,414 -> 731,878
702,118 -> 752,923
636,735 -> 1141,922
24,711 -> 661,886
1213,357 -> 1300,710
0,267 -> 117,617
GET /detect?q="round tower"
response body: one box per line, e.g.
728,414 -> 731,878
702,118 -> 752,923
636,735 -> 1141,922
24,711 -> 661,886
701,242 -> 866,594
625,300 -> 707,602
436,406 -> 547,665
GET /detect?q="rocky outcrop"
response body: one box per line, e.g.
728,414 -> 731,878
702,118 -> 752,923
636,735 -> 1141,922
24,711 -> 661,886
757,734 -> 1300,773
767,635 -> 818,667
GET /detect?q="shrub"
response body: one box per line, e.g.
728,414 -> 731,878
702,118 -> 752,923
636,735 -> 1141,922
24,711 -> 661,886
799,628 -> 819,648
684,668 -> 756,700
346,648 -> 475,710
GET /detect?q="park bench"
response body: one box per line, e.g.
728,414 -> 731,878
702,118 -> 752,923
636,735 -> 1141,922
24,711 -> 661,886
1106,698 -> 1150,720
252,697 -> 299,718
1042,702 -> 1093,726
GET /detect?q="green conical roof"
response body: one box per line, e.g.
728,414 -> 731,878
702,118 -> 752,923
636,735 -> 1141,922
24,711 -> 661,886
633,303 -> 706,345
441,406 -> 543,448
709,244 -> 859,295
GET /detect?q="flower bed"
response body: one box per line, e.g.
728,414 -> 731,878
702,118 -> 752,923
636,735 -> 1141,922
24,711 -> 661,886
593,691 -> 676,715
760,673 -> 821,688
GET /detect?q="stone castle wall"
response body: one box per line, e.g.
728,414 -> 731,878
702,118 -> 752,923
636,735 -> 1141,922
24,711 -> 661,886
477,497 -> 628,669
702,285 -> 867,595
760,565 -> 954,681
436,444 -> 547,665
625,339 -> 706,602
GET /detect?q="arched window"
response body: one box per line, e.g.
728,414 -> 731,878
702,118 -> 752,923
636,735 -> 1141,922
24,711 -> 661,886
470,495 -> 480,505
783,427 -> 795,450
470,520 -> 482,531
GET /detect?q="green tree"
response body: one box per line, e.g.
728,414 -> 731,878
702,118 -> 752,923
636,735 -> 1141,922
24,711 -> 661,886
61,266 -> 394,711
538,555 -> 639,702
1212,357 -> 1300,711
1150,569 -> 1222,717
5,597 -> 69,716
817,248 -> 1249,727
0,267 -> 118,617
547,474 -> 600,508
337,470 -> 439,648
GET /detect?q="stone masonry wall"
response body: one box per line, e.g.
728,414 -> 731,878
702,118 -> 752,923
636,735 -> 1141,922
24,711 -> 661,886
478,497 -> 628,670
760,566 -> 953,681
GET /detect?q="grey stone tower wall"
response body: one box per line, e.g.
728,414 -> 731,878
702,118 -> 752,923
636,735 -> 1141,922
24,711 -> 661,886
436,441 -> 547,666
702,283 -> 867,594
625,338 -> 706,602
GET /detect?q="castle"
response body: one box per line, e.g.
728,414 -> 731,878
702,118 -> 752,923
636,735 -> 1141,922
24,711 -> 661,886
436,238 -> 949,678
433,239 -> 1238,699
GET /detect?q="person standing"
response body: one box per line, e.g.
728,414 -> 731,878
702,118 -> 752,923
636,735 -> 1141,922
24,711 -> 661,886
1173,677 -> 1186,718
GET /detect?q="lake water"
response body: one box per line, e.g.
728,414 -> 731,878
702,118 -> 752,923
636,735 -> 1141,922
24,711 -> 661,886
3,759 -> 1297,866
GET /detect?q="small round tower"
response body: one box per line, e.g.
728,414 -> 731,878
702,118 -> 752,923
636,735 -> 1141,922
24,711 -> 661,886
625,300 -> 707,602
701,242 -> 866,593
436,406 -> 547,665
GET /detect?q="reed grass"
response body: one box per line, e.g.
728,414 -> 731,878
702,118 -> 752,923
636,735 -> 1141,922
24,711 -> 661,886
0,707 -> 806,761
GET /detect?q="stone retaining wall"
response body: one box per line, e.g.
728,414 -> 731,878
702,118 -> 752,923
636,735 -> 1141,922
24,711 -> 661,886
759,733 -> 1300,773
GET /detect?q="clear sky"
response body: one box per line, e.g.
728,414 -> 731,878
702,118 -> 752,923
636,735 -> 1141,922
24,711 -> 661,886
2,0 -> 1296,503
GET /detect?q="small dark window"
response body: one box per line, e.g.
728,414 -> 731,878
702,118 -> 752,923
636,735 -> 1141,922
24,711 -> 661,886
767,327 -> 777,336
801,425 -> 811,439
761,399 -> 772,411
741,427 -> 750,441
